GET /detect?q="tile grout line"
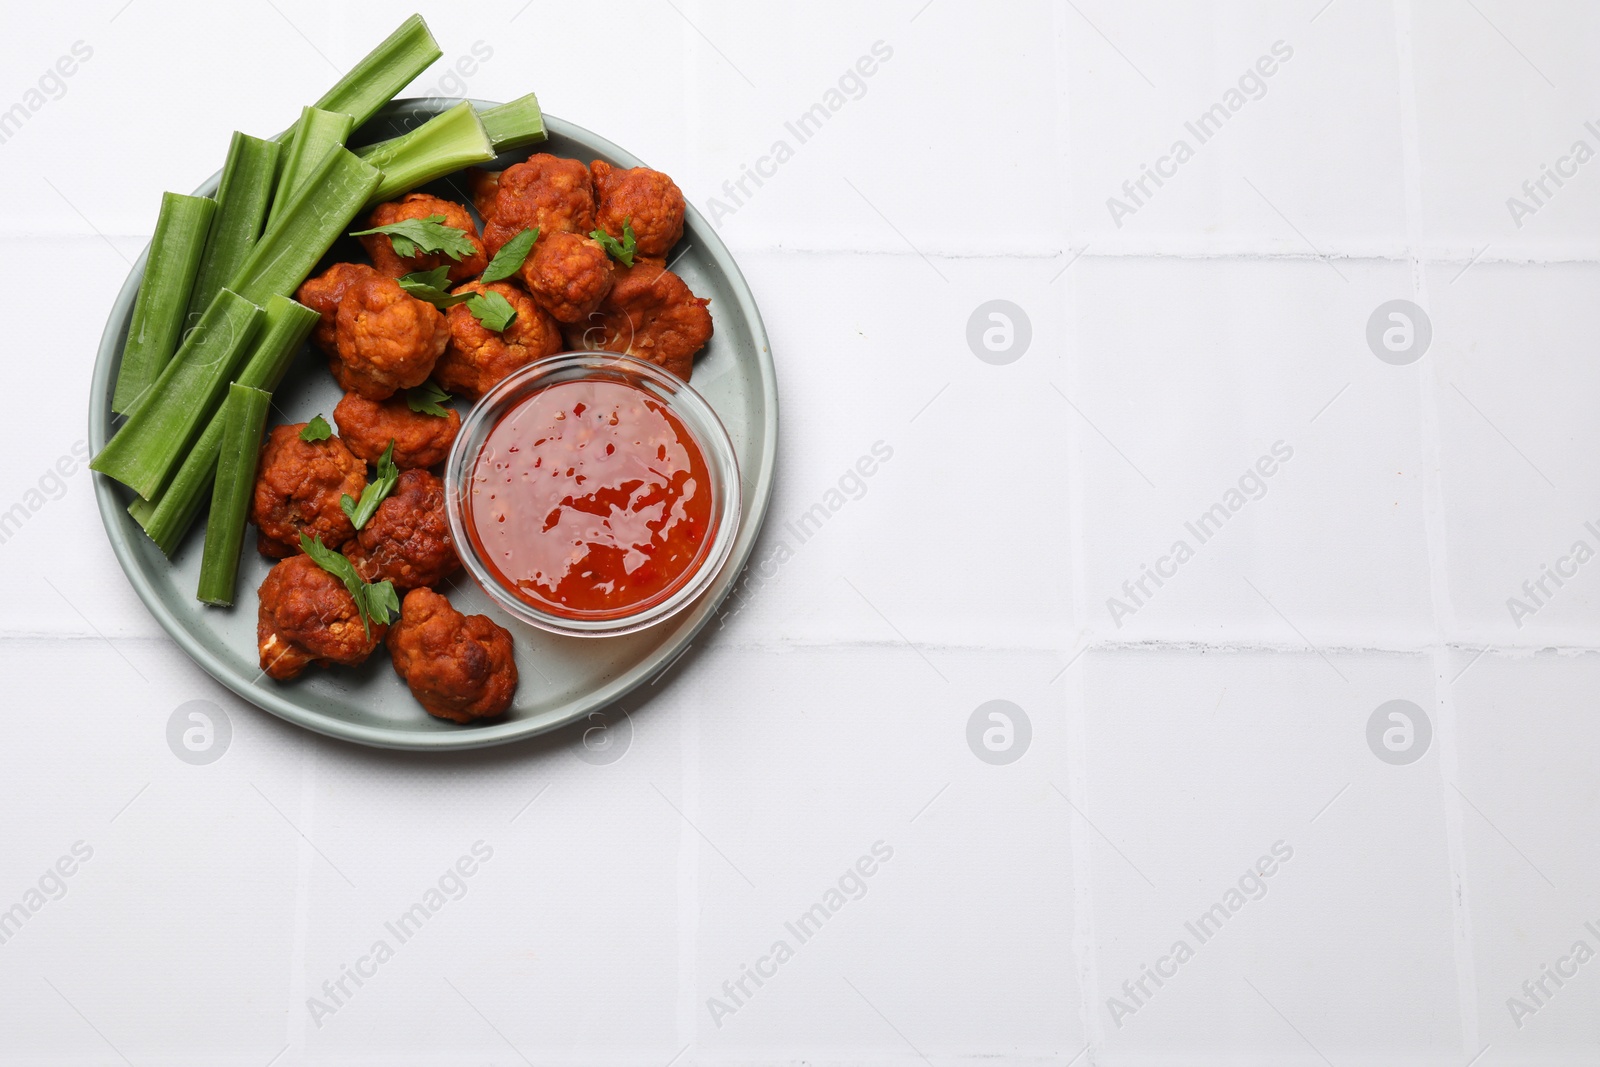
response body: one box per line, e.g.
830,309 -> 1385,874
674,675 -> 702,1052
24,231 -> 1600,267
677,8 -> 706,1045
7,632 -> 1600,656
1056,3 -> 1107,1057
1393,0 -> 1481,1051
12,630 -> 1600,655
285,734 -> 317,1058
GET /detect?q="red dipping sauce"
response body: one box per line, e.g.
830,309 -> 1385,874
466,378 -> 714,620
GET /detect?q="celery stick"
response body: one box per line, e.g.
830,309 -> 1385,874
197,384 -> 273,606
355,95 -> 544,161
229,148 -> 381,306
134,296 -> 318,555
112,192 -> 217,413
267,106 -> 356,231
94,290 -> 264,499
479,93 -> 546,152
312,14 -> 441,131
357,100 -> 494,206
188,132 -> 279,329
271,13 -> 438,189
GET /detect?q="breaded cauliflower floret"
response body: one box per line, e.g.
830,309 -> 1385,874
467,167 -> 500,222
342,469 -> 460,590
357,192 -> 487,282
589,159 -> 686,257
249,424 -> 367,558
257,554 -> 387,680
433,280 -> 562,400
518,230 -> 614,323
330,274 -> 450,400
296,262 -> 381,356
566,258 -> 712,380
333,390 -> 460,470
482,154 -> 595,255
388,588 -> 517,722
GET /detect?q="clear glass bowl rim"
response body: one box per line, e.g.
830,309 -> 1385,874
442,351 -> 743,638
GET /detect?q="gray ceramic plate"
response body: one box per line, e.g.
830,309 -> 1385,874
89,99 -> 777,750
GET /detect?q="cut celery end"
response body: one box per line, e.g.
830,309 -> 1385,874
267,107 -> 356,231
197,384 -> 273,606
113,192 -> 217,414
135,295 -> 318,556
232,148 -> 381,305
358,100 -> 494,206
188,132 -> 279,330
480,93 -> 546,152
93,289 -> 264,500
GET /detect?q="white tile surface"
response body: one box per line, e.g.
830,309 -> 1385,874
4,1 -> 1600,1064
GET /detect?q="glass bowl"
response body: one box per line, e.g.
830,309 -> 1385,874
443,352 -> 742,638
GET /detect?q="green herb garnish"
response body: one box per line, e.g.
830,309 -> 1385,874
299,414 -> 332,442
397,266 -> 472,309
340,440 -> 399,530
350,214 -> 478,260
589,218 -> 637,267
406,381 -> 453,417
466,290 -> 518,332
298,533 -> 399,636
480,227 -> 538,283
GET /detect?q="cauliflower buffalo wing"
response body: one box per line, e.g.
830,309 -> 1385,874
518,230 -> 614,323
333,390 -> 460,469
257,554 -> 387,680
296,262 -> 380,356
589,159 -> 686,257
249,424 -> 367,557
467,167 -> 500,221
341,469 -> 460,590
330,274 -> 450,400
358,192 -> 487,282
433,280 -> 561,399
481,154 -> 595,255
387,588 -> 517,722
566,258 -> 712,380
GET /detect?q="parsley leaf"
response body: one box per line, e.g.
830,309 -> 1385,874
363,579 -> 400,633
298,533 -> 400,636
350,214 -> 479,261
340,440 -> 400,531
466,290 -> 518,332
406,381 -> 453,417
397,267 -> 473,309
589,217 -> 637,267
480,227 -> 539,283
299,415 -> 332,442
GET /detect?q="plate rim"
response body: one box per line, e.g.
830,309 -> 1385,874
88,99 -> 778,751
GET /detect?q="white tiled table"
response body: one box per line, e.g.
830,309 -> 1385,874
1,2 -> 1597,1064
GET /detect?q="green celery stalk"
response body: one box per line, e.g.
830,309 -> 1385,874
479,93 -> 546,152
93,290 -> 264,499
133,295 -> 319,555
228,148 -> 381,306
187,132 -> 280,329
357,100 -> 494,206
267,106 -> 356,231
197,384 -> 273,606
311,14 -> 440,131
270,15 -> 439,189
112,192 -> 217,413
356,94 -> 546,161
